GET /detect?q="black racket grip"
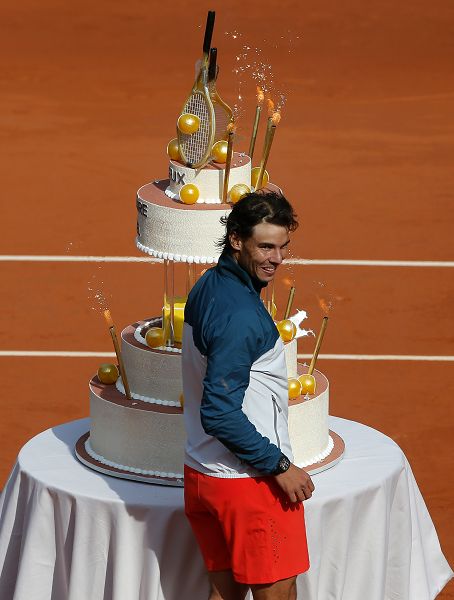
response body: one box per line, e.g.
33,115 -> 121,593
208,48 -> 217,81
203,11 -> 216,54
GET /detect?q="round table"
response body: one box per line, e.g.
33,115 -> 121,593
0,417 -> 451,600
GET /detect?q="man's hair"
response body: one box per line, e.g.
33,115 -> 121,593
218,190 -> 298,252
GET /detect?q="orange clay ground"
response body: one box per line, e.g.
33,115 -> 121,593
0,0 -> 453,595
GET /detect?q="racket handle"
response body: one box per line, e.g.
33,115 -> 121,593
208,48 -> 218,82
203,11 -> 216,54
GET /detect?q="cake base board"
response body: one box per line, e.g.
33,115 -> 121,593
75,429 -> 345,486
302,430 -> 345,475
75,432 -> 184,487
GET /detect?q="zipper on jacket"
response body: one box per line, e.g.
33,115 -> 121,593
272,395 -> 281,449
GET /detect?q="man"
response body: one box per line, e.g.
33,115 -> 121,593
182,191 -> 314,600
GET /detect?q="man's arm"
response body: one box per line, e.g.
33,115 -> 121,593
200,310 -> 282,474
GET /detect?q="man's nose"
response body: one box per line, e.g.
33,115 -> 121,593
270,248 -> 283,264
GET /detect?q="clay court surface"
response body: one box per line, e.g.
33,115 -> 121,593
1,0 -> 453,595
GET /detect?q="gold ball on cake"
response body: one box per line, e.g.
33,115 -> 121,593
276,319 -> 297,342
180,183 -> 199,204
251,166 -> 269,189
177,113 -> 200,134
97,363 -> 119,385
145,327 -> 165,348
229,184 -> 251,204
212,140 -> 228,163
288,377 -> 302,399
167,138 -> 181,160
299,374 -> 316,395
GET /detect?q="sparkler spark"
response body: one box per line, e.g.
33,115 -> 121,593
224,30 -> 298,124
317,296 -> 333,315
271,111 -> 281,125
103,309 -> 114,329
87,270 -> 111,313
267,98 -> 275,116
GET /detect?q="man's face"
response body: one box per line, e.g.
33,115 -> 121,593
230,222 -> 290,283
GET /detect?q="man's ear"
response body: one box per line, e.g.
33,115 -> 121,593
229,232 -> 242,251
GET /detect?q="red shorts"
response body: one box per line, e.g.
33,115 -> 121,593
184,465 -> 309,585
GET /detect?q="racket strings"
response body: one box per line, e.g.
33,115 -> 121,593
213,103 -> 231,141
180,93 -> 211,165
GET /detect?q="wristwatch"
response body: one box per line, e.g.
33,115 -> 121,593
273,454 -> 291,475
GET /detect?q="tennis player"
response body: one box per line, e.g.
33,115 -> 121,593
182,191 -> 314,600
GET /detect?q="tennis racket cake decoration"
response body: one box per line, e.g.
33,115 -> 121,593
208,48 -> 234,143
177,11 -> 217,169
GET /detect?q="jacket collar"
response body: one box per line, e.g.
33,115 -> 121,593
217,251 -> 267,295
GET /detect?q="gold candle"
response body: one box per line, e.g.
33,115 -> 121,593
248,87 -> 264,160
222,126 -> 235,203
256,110 -> 280,189
308,316 -> 329,375
283,286 -> 296,319
103,309 -> 132,402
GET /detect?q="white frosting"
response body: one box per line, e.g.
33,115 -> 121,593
284,339 -> 298,378
297,435 -> 334,468
116,377 -> 181,407
165,187 -> 222,204
288,376 -> 331,467
89,383 -> 186,477
121,326 -> 183,404
136,239 -> 219,265
136,184 -> 230,262
167,155 -> 251,203
85,439 -> 183,479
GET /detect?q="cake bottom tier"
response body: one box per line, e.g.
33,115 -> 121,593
87,368 -> 331,481
89,377 -> 185,478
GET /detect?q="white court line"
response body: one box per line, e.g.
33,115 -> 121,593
0,255 -> 156,263
298,354 -> 454,362
0,351 -> 453,361
0,351 -> 117,357
0,255 -> 453,267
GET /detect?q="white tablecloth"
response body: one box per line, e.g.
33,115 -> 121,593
0,417 -> 451,600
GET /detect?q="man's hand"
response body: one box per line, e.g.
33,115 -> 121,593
274,463 -> 315,502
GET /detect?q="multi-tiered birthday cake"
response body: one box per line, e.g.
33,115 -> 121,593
75,12 -> 344,485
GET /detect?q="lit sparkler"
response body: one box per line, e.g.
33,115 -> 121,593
222,123 -> 236,203
103,309 -> 132,402
256,109 -> 281,189
248,87 -> 264,160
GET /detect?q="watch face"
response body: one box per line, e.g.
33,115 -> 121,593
279,456 -> 290,473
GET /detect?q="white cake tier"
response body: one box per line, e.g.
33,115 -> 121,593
121,322 -> 183,405
136,179 -> 230,263
119,320 -> 298,406
166,153 -> 251,204
136,179 -> 281,263
89,377 -> 185,478
288,369 -> 331,468
285,339 -> 297,378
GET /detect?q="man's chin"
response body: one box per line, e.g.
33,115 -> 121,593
258,268 -> 276,282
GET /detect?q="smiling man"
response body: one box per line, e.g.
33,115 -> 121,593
182,191 -> 314,600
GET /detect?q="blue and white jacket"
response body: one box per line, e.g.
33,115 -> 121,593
182,251 -> 293,478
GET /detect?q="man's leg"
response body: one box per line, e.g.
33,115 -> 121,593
209,570 -> 249,600
251,576 -> 297,600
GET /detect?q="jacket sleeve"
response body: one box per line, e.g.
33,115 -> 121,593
200,309 -> 282,474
